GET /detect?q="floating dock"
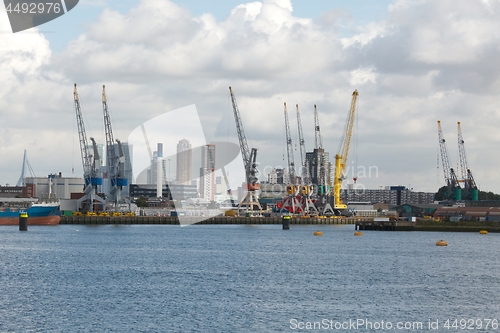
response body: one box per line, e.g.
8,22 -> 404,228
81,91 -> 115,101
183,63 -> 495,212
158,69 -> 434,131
355,220 -> 415,231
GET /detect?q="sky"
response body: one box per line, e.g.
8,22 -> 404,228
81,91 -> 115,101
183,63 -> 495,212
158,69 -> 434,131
1,0 -> 499,194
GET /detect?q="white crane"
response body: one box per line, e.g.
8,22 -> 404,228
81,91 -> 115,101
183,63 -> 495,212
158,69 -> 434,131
229,86 -> 262,215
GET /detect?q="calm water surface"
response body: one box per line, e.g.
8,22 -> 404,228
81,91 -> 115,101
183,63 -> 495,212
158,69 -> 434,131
0,224 -> 499,332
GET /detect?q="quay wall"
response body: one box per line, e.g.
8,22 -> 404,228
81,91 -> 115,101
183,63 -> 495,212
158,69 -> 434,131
60,216 -> 367,225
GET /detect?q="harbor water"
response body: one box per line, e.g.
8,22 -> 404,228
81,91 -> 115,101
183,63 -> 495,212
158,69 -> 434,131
1,225 -> 499,332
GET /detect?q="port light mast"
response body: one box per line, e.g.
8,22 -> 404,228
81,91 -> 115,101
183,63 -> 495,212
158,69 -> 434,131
228,86 -> 262,215
73,83 -> 105,212
102,85 -> 128,209
457,121 -> 478,201
437,120 -> 461,201
333,90 -> 358,214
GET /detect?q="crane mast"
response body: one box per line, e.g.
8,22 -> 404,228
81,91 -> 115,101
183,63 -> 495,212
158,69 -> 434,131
313,104 -> 323,149
102,85 -> 128,208
457,122 -> 478,201
283,103 -> 296,184
229,86 -> 251,170
73,83 -> 104,212
437,120 -> 461,201
74,84 -> 92,179
228,86 -> 262,215
295,104 -> 310,184
333,90 -> 358,213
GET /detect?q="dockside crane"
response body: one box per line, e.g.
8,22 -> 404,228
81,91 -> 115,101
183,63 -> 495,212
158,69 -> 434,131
280,103 -> 300,214
333,90 -> 359,215
102,85 -> 128,209
457,122 -> 478,201
437,120 -> 461,201
295,104 -> 318,215
228,86 -> 262,215
73,83 -> 105,212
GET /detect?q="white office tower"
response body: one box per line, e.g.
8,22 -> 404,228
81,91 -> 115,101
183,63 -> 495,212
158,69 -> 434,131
268,168 -> 278,184
200,144 -> 215,201
156,143 -> 163,197
177,139 -> 192,185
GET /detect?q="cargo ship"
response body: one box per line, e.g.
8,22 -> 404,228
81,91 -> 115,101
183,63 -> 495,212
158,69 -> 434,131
0,201 -> 60,225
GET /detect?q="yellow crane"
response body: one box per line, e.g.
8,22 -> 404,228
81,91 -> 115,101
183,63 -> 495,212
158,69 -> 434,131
333,90 -> 358,214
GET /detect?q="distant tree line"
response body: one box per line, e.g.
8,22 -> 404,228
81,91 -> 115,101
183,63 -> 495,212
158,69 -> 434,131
434,186 -> 500,201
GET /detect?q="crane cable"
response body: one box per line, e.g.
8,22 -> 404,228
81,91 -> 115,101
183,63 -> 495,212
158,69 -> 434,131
353,101 -> 358,184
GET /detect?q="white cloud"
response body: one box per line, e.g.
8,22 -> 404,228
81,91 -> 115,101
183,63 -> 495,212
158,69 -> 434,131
349,67 -> 377,86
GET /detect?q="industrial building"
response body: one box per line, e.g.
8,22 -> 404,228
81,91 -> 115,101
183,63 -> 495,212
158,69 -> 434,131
259,183 -> 288,198
391,203 -> 442,219
341,186 -> 436,206
25,174 -> 85,199
130,184 -> 198,201
434,206 -> 500,221
267,168 -> 290,185
0,185 -> 24,198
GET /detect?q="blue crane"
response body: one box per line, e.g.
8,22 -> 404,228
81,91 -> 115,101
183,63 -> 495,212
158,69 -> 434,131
102,85 -> 128,209
73,83 -> 105,212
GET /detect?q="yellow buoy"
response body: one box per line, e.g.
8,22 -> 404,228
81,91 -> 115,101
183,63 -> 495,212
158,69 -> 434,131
313,231 -> 323,236
479,230 -> 488,234
436,240 -> 448,246
354,231 -> 363,236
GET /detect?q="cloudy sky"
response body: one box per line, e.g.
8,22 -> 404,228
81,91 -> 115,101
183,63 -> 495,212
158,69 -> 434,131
1,0 -> 499,194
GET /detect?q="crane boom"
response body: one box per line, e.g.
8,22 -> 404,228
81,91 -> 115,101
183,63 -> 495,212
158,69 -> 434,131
296,104 -> 309,184
74,83 -> 93,179
103,85 -> 118,177
313,104 -> 323,149
438,120 -> 452,184
457,122 -> 468,182
283,103 -> 296,184
338,90 -> 358,176
437,120 -> 461,200
457,122 -> 478,200
333,90 -> 358,211
229,86 -> 251,170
